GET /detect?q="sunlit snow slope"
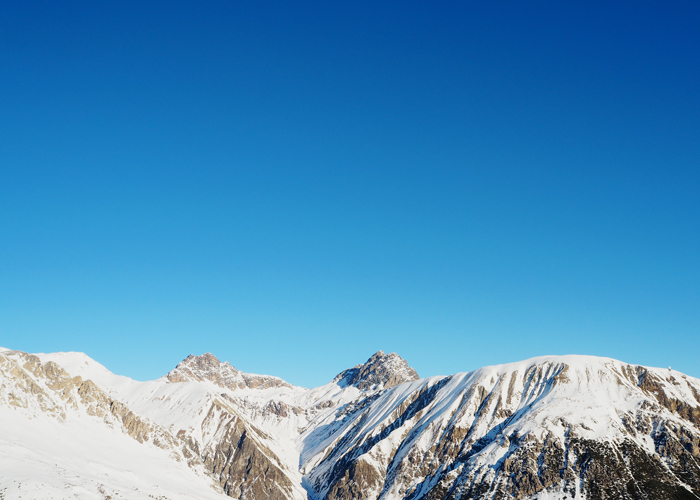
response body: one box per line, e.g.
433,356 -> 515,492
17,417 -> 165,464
2,348 -> 700,500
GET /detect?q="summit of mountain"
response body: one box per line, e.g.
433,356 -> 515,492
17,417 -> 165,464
166,352 -> 295,391
334,350 -> 420,391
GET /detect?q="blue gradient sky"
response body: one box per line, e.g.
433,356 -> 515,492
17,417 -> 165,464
2,1 -> 699,387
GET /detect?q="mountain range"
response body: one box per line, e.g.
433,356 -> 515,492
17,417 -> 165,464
1,346 -> 699,500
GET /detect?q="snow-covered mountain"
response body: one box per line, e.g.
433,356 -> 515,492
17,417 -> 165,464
1,346 -> 699,500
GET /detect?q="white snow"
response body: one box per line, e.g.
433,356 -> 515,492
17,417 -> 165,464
0,405 -> 228,500
3,349 -> 700,500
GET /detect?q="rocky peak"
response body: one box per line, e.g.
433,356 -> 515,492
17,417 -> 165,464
181,352 -> 229,372
166,353 -> 230,383
166,353 -> 292,391
335,351 -> 419,391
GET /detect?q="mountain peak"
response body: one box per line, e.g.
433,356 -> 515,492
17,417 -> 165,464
336,351 -> 419,390
181,352 -> 231,370
166,353 -> 292,390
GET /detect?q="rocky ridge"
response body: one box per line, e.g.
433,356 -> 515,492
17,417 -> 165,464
0,350 -> 189,454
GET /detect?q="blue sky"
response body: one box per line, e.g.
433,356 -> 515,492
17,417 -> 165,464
1,1 -> 699,387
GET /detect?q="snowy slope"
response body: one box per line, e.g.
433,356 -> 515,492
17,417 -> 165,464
0,407 -> 227,500
3,349 -> 700,500
0,349 -> 226,500
301,355 -> 700,500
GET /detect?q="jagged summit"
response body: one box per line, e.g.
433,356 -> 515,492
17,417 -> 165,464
335,350 -> 419,390
175,352 -> 232,372
166,352 -> 293,390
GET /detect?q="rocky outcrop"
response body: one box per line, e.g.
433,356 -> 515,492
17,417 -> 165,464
327,458 -> 384,500
335,351 -> 420,391
200,400 -> 298,500
167,353 -> 293,390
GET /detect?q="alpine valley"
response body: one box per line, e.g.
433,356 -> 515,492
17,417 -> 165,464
1,347 -> 700,500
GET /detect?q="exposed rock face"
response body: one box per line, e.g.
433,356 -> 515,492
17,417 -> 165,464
335,351 -> 420,390
200,400 -> 299,500
167,353 -> 293,390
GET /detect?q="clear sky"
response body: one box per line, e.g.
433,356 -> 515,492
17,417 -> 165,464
1,1 -> 699,387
